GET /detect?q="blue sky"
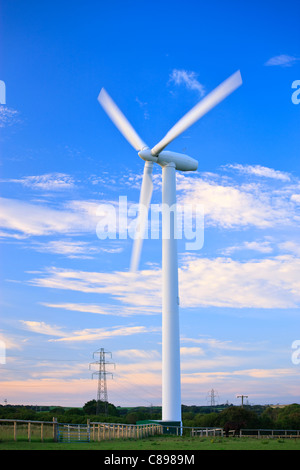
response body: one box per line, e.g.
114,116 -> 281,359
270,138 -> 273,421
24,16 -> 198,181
0,0 -> 300,407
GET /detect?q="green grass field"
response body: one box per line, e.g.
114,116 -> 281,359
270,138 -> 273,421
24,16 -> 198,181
1,435 -> 300,450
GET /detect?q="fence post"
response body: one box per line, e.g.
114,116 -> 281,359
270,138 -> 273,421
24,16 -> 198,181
87,419 -> 90,442
14,421 -> 17,441
41,422 -> 44,442
28,422 -> 31,442
53,417 -> 58,442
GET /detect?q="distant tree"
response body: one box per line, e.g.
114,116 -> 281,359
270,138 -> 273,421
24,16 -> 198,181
125,412 -> 145,424
276,404 -> 300,429
260,407 -> 277,428
217,406 -> 259,429
83,400 -> 97,414
83,399 -> 119,417
51,407 -> 65,415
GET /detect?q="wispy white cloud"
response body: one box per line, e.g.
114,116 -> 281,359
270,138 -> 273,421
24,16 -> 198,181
20,321 -> 65,337
181,336 -> 255,351
115,349 -> 160,360
180,347 -> 205,356
291,194 -> 300,204
0,197 -> 99,238
20,320 -> 159,343
222,239 -> 274,256
51,325 -> 158,343
29,266 -> 162,310
278,241 -> 300,257
264,54 -> 299,67
4,173 -> 75,190
135,97 -> 149,120
179,255 -> 300,309
176,173 -> 297,229
225,163 -> 291,182
40,301 -> 159,316
32,240 -> 100,259
169,69 -> 206,96
28,251 -> 300,310
2,165 -> 296,241
0,106 -> 21,127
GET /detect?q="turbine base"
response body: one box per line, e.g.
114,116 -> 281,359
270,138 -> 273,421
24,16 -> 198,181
137,419 -> 182,435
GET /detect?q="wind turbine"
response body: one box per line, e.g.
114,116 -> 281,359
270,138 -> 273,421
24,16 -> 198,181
98,70 -> 242,427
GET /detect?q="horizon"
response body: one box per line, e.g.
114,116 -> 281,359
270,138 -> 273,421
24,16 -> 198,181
1,0 -> 300,409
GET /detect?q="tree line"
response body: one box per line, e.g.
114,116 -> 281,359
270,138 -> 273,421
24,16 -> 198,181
1,401 -> 300,430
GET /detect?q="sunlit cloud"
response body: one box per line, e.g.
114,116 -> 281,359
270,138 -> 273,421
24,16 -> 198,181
41,302 -> 159,316
21,321 -> 65,337
177,177 -> 294,229
50,325 -> 159,343
115,349 -> 160,360
0,197 -> 99,238
28,251 -> 300,310
20,320 -> 160,343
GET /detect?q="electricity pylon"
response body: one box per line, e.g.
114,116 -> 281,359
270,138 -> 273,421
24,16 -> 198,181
89,348 -> 115,415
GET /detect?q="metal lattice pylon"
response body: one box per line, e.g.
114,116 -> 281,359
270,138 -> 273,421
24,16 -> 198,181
89,348 -> 115,415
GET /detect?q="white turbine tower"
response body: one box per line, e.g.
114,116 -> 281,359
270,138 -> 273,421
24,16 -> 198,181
98,70 -> 242,427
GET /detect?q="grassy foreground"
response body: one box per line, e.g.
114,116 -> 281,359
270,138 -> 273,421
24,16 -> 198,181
1,435 -> 300,450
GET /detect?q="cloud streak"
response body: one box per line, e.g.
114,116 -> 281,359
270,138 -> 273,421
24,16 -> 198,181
225,163 -> 291,182
21,320 -> 159,343
4,173 -> 76,190
169,69 -> 206,97
0,197 -> 99,238
0,106 -> 21,127
28,251 -> 300,310
264,54 -> 299,67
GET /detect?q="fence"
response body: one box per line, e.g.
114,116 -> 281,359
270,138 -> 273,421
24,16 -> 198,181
58,423 -> 90,443
239,429 -> 300,438
0,418 -> 58,442
0,418 -> 162,443
2,418 -> 300,443
89,421 -> 162,441
190,427 -> 223,437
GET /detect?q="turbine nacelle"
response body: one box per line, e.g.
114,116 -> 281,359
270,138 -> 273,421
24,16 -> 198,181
138,148 -> 198,172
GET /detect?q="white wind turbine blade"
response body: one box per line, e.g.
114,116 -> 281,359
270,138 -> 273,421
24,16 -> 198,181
151,70 -> 242,156
98,88 -> 147,151
130,161 -> 153,273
